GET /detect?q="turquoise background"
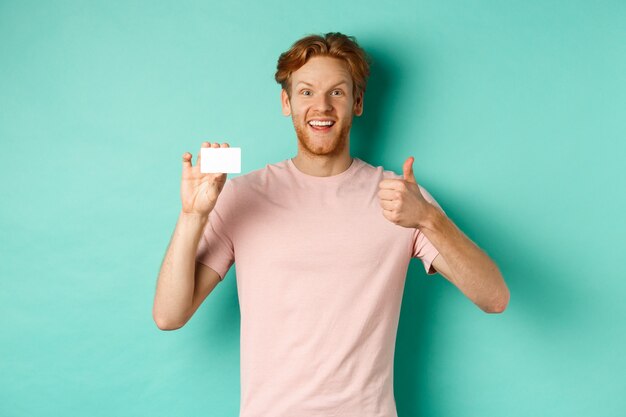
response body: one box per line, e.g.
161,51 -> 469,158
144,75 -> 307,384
1,0 -> 624,416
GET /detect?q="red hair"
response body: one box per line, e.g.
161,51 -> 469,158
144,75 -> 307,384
275,32 -> 371,101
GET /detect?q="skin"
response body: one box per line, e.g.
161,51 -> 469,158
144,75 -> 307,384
280,55 -> 363,177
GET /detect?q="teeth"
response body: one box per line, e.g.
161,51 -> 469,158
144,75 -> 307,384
309,120 -> 334,127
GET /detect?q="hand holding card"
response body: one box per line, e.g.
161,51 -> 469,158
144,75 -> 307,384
180,142 -> 238,216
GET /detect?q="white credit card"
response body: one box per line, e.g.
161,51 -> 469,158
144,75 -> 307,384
200,147 -> 241,173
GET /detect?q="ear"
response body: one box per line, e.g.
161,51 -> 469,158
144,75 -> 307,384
353,91 -> 364,116
281,89 -> 291,116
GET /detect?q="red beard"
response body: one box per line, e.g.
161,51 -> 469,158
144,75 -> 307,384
292,118 -> 352,158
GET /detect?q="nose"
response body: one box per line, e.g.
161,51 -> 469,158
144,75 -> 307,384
312,93 -> 333,112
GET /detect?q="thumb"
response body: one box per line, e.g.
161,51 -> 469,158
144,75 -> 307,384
403,156 -> 417,183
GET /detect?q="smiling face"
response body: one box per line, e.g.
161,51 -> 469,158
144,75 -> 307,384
281,56 -> 364,158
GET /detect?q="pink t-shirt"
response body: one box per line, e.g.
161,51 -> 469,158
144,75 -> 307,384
196,157 -> 444,417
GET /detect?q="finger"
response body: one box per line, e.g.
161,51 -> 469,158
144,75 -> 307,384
382,208 -> 395,221
378,189 -> 399,201
197,141 -> 210,166
379,199 -> 397,211
211,142 -> 219,148
379,179 -> 404,191
182,152 -> 192,168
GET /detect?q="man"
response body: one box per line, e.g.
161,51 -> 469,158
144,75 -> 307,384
153,32 -> 509,417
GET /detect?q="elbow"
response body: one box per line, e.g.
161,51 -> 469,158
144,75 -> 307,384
155,320 -> 184,331
485,286 -> 510,314
154,316 -> 185,331
153,310 -> 187,331
486,301 -> 507,314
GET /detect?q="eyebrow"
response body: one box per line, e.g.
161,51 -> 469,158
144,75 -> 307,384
295,81 -> 349,88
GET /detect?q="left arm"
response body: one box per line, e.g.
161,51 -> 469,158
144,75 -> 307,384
378,156 -> 510,314
420,205 -> 509,314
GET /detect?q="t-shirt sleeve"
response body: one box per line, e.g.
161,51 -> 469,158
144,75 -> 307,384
195,179 -> 236,282
411,185 -> 446,276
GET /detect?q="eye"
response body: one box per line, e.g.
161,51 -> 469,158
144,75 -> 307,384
331,90 -> 343,96
301,90 -> 312,96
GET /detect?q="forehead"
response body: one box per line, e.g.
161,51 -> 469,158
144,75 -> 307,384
291,56 -> 352,86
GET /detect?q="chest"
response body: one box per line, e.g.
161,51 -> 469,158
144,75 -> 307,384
232,189 -> 411,275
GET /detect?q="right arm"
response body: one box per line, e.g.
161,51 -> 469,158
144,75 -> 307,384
152,141 -> 230,330
152,212 -> 222,330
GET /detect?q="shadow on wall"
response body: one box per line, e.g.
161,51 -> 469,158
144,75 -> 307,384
351,40 -> 430,168
351,43 -> 401,164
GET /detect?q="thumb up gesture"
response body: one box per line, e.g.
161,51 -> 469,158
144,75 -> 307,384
377,156 -> 432,229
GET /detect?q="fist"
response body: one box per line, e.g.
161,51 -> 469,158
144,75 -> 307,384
377,156 -> 431,228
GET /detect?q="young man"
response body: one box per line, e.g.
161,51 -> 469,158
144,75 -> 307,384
153,32 -> 509,417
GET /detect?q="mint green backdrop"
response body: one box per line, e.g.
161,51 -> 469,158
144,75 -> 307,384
1,1 -> 624,416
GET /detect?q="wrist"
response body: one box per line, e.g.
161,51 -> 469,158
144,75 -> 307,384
417,203 -> 443,231
179,210 -> 210,225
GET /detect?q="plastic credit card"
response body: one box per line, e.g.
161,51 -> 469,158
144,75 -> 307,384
200,147 -> 241,173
